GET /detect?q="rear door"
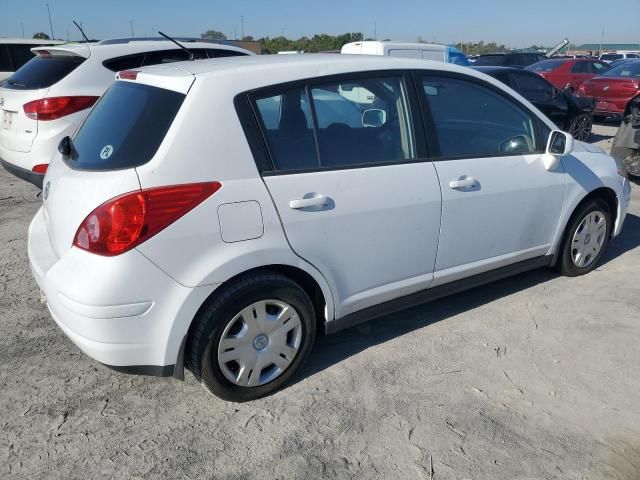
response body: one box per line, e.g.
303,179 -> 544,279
417,72 -> 566,286
252,72 -> 442,318
42,79 -> 188,257
568,61 -> 593,91
509,70 -> 568,128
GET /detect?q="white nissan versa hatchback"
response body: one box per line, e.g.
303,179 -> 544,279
28,55 -> 631,402
0,38 -> 253,188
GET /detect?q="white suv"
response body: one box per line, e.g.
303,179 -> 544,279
28,55 -> 631,402
0,38 -> 253,187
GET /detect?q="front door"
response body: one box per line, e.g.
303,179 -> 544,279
417,73 -> 567,286
251,73 -> 442,318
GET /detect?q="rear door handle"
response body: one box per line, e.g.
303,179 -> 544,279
289,194 -> 330,209
449,177 -> 477,189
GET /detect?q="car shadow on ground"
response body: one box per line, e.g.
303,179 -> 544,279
589,132 -> 615,143
295,213 -> 640,384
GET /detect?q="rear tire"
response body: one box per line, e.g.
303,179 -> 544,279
187,271 -> 316,402
556,199 -> 612,277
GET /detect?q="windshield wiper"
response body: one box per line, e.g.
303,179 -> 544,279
7,79 -> 26,87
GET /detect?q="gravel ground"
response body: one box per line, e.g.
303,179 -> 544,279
1,123 -> 639,479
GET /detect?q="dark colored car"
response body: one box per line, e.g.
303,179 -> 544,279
577,59 -> 640,119
526,58 -> 610,93
475,66 -> 594,141
473,52 -> 547,69
611,95 -> 640,177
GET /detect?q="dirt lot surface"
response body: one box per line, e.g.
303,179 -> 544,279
1,123 -> 639,479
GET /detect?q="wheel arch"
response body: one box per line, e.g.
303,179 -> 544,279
171,262 -> 334,379
553,186 -> 618,265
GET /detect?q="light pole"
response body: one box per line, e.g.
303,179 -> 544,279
241,16 -> 244,39
129,21 -> 134,37
46,3 -> 54,39
21,22 -> 25,38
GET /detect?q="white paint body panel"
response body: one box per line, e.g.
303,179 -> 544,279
26,55 -> 629,371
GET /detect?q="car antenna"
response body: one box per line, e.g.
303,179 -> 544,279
158,31 -> 194,60
72,20 -> 90,43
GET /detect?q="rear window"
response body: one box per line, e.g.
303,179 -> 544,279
601,54 -> 623,61
602,61 -> 640,77
68,81 -> 184,171
526,59 -> 564,72
2,54 -> 84,90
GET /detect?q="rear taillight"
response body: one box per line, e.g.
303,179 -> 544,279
73,182 -> 222,256
31,164 -> 48,174
23,96 -> 99,121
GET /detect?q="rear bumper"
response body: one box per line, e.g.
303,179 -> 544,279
27,207 -> 218,376
0,158 -> 44,188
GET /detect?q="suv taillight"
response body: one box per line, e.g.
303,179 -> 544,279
73,182 -> 222,256
23,96 -> 99,121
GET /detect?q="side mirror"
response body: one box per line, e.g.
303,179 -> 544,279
543,130 -> 573,170
362,108 -> 386,128
58,136 -> 72,157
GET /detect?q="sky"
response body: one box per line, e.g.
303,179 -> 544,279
1,0 -> 639,48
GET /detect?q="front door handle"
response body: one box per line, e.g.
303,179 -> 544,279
289,194 -> 330,209
449,177 -> 477,189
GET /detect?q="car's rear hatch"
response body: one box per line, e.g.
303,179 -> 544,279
0,46 -> 89,153
42,67 -> 194,257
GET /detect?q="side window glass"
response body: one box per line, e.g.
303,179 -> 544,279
422,76 -> 538,158
511,73 -> 554,102
254,88 -> 319,171
103,54 -> 145,72
144,49 -> 191,65
592,61 -> 610,73
310,76 -> 414,167
206,49 -> 247,58
571,62 -> 590,74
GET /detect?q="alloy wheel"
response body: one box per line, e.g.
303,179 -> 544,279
570,114 -> 592,142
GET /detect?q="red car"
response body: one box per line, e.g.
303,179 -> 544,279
577,60 -> 640,118
526,58 -> 610,93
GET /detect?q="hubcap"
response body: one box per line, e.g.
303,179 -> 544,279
571,210 -> 607,268
217,300 -> 302,387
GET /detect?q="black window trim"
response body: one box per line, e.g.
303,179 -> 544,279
412,70 -> 548,161
235,69 -> 429,176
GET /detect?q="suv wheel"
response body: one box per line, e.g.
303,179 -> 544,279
187,271 -> 316,402
556,199 -> 612,276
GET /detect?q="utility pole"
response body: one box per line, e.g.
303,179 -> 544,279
234,26 -> 237,40
66,29 -> 70,41
129,21 -> 135,37
599,27 -> 604,56
373,21 -> 376,40
46,3 -> 54,39
21,22 -> 25,38
241,16 -> 244,39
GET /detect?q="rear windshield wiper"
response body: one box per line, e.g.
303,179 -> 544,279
6,79 -> 26,87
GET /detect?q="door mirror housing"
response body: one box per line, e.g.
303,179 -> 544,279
362,109 -> 386,128
543,130 -> 573,171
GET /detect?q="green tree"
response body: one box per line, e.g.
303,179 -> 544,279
201,30 -> 227,40
33,32 -> 50,40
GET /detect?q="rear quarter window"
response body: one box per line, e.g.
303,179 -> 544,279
68,81 -> 185,171
2,54 -> 84,89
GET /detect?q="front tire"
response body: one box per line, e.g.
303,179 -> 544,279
568,113 -> 592,142
187,271 -> 316,402
556,199 -> 612,277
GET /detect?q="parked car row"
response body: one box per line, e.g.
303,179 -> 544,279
0,38 -> 64,81
23,52 -> 630,401
0,38 -> 253,187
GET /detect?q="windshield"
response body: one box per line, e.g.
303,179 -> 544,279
601,54 -> 623,61
526,59 -> 564,72
601,61 -> 640,77
69,81 -> 185,171
2,54 -> 84,90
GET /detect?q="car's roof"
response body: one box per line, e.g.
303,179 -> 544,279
129,53 -> 514,99
0,38 -> 65,45
31,39 -> 251,59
